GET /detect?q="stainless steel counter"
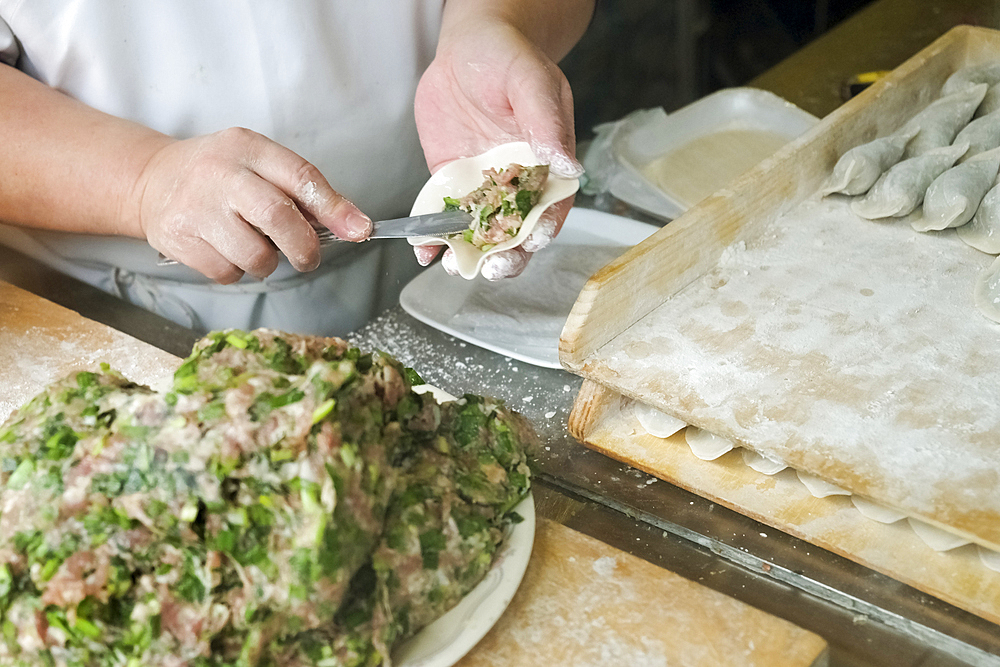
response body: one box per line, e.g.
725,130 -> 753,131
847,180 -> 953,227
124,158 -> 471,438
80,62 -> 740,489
3,1 -> 1000,664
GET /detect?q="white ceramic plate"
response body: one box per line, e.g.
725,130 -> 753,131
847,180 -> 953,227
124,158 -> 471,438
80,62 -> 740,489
393,493 -> 535,667
400,208 -> 659,368
408,142 -> 580,279
393,385 -> 534,667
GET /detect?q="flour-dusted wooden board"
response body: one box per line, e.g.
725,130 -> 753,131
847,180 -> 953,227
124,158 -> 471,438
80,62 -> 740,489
458,518 -> 828,667
0,281 -> 827,666
569,379 -> 1000,626
560,26 -> 1000,552
0,281 -> 181,421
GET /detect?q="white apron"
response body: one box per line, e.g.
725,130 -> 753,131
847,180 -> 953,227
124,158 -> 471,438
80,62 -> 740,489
0,0 -> 442,335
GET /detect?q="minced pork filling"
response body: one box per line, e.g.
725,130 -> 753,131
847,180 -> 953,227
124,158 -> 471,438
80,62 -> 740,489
0,329 -> 535,667
444,163 -> 549,250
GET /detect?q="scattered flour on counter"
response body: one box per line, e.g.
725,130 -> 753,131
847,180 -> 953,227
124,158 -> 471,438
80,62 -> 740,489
592,556 -> 618,577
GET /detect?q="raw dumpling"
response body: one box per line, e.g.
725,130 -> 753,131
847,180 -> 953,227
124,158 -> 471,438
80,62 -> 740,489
851,142 -> 968,219
977,83 -> 1000,119
940,62 -> 1000,96
957,182 -> 1000,253
900,84 -> 987,158
974,254 -> 1000,323
953,109 -> 1000,161
911,146 -> 1000,232
821,128 -> 916,196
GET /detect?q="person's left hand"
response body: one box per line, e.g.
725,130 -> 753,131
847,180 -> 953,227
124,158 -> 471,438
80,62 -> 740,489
413,19 -> 583,280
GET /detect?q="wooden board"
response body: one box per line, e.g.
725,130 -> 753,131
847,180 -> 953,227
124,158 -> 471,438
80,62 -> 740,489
458,518 -> 828,667
0,280 -> 827,666
559,26 -> 1000,552
0,282 -> 181,420
569,379 -> 1000,626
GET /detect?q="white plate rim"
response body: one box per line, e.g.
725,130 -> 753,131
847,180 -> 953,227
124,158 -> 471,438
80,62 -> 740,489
392,493 -> 535,667
399,208 -> 659,368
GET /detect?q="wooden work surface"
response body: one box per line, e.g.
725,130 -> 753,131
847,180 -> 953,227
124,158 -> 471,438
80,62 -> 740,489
0,280 -> 827,666
560,27 -> 1000,554
569,379 -> 1000,627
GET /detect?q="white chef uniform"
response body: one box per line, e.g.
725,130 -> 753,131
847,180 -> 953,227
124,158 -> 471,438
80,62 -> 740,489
0,1 -> 442,335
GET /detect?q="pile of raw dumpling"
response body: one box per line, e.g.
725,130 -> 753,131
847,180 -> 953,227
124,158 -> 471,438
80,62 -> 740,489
823,61 -> 1000,323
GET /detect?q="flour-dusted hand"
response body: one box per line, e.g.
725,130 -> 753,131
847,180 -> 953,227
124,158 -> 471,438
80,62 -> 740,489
133,128 -> 372,283
0,64 -> 373,285
412,0 -> 593,279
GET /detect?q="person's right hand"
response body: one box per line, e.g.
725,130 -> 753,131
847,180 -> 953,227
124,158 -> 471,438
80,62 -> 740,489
131,127 -> 372,284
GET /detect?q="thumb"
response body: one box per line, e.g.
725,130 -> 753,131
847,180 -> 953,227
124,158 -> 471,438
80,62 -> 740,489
508,59 -> 584,179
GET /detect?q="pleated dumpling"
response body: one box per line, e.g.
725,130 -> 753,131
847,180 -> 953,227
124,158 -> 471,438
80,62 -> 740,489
953,109 -> 1000,161
911,146 -> 1000,232
957,182 -> 1000,253
900,84 -> 987,158
851,142 -> 968,219
974,255 -> 1000,323
941,62 -> 1000,96
977,84 -> 1000,119
821,128 -> 916,196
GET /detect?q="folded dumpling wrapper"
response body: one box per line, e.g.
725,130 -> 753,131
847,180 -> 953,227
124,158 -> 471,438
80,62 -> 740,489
974,254 -> 1000,324
409,142 -> 580,279
954,108 -> 1000,161
851,142 -> 968,219
821,128 -> 916,196
900,84 -> 987,158
941,62 -> 1000,97
957,181 -> 1000,253
978,83 -> 1000,119
911,145 -> 1000,232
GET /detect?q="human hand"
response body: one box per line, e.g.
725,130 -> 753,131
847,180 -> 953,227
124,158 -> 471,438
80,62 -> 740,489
413,19 -> 583,280
132,128 -> 372,284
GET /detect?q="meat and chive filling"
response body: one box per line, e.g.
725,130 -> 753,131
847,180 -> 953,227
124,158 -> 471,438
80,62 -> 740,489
0,329 -> 535,667
443,163 -> 549,250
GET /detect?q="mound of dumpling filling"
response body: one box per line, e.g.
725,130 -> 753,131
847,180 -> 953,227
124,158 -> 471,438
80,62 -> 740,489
444,163 -> 549,250
0,329 -> 535,667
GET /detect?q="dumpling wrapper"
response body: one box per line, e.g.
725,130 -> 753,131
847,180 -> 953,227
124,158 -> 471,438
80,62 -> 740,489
977,83 -> 1000,119
940,62 -> 1000,97
973,254 -> 1000,324
906,518 -> 971,552
911,145 -> 1000,232
957,181 -> 1000,253
821,128 -> 916,196
796,470 -> 850,498
851,142 -> 968,219
633,402 -> 686,438
900,84 -> 987,158
850,496 -> 907,524
684,426 -> 735,461
742,449 -> 786,475
408,142 -> 580,280
980,545 -> 1000,573
953,109 -> 1000,161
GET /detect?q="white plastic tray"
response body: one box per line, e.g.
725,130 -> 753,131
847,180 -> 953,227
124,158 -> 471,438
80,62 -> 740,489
399,208 -> 658,368
606,88 -> 819,219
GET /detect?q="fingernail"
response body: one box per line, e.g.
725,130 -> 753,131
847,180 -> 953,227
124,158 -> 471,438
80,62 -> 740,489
521,217 -> 556,252
551,153 -> 585,179
533,142 -> 585,179
344,211 -> 373,241
441,248 -> 459,276
414,246 -> 435,266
